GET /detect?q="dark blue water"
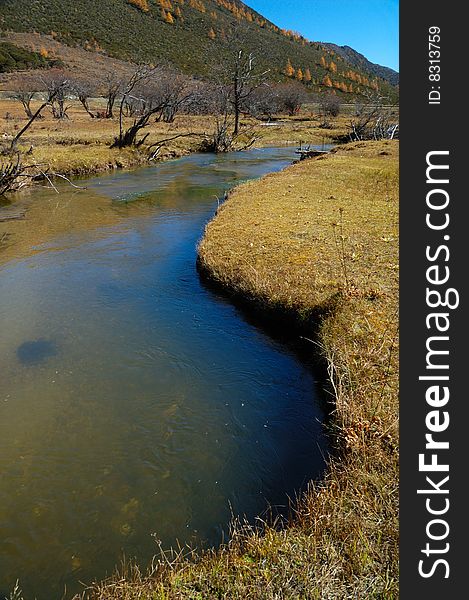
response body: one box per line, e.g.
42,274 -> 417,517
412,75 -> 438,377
0,148 -> 327,599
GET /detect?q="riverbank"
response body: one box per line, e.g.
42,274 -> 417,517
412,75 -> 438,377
82,140 -> 399,598
0,98 -> 348,179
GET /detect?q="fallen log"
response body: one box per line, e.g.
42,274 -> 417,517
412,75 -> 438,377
295,148 -> 330,160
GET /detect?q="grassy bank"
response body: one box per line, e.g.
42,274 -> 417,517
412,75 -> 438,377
79,141 -> 398,598
0,100 -> 203,176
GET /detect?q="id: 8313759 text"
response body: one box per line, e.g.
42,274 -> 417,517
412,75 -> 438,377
428,26 -> 441,105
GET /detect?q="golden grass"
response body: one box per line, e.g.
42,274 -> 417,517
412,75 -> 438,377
0,100 -> 205,175
75,141 -> 399,599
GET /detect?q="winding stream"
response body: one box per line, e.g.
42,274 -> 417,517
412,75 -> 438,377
0,147 -> 327,598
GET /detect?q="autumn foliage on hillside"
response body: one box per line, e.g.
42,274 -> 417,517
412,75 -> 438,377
282,53 -> 381,95
127,0 -> 149,12
0,0 -> 398,102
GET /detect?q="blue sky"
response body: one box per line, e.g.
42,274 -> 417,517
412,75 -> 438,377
245,0 -> 399,71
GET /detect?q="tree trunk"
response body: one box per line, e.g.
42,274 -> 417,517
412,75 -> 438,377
233,101 -> 240,136
80,98 -> 95,118
233,76 -> 240,136
21,100 -> 34,120
112,113 -> 152,148
106,96 -> 115,119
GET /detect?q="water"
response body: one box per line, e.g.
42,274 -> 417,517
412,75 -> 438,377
0,148 -> 327,598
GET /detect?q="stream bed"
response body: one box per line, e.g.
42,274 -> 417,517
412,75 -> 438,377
0,147 -> 327,598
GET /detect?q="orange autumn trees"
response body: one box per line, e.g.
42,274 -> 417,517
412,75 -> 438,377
115,2 -> 381,98
128,0 -> 150,12
285,62 -> 313,86
189,0 -> 206,12
284,59 -> 295,77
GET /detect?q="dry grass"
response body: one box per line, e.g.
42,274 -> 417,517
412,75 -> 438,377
74,141 -> 398,599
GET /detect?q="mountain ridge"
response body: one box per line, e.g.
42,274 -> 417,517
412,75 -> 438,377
322,42 -> 399,86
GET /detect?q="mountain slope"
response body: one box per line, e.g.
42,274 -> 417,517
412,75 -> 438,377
0,0 -> 398,100
323,42 -> 399,86
0,40 -> 52,71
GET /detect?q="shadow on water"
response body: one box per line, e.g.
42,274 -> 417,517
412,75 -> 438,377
16,339 -> 58,366
196,268 -> 334,426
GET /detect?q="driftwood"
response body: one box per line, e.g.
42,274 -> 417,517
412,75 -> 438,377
295,147 -> 329,160
147,132 -> 207,160
0,155 -> 36,195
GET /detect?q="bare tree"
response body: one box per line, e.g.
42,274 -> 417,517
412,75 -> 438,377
246,84 -> 280,121
112,66 -> 164,148
100,72 -> 123,119
40,71 -> 72,119
228,48 -> 269,135
184,81 -> 219,115
197,30 -> 270,151
70,77 -> 97,118
153,71 -> 196,123
124,70 -> 195,123
211,27 -> 270,136
206,83 -> 234,153
199,81 -> 259,153
276,82 -> 308,116
11,76 -> 40,119
318,92 -> 340,128
347,92 -> 399,141
8,79 -> 68,151
1,81 -> 69,194
110,66 -> 201,148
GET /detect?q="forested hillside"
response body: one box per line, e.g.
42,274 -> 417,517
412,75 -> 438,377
323,42 -> 399,86
0,0 -> 398,100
